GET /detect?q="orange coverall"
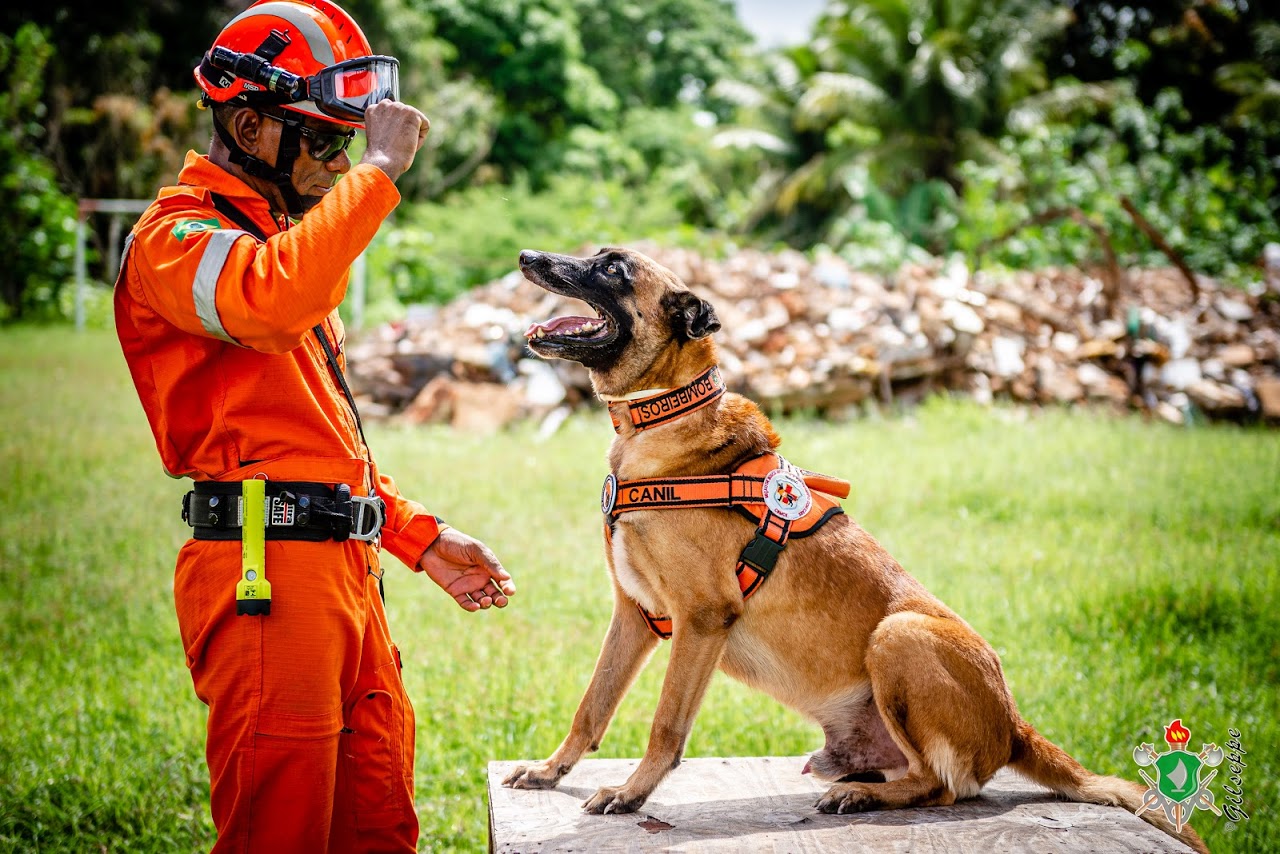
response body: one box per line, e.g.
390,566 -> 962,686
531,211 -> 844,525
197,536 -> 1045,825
115,151 -> 439,852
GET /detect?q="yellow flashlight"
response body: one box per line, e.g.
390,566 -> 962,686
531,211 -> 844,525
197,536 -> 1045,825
235,479 -> 271,616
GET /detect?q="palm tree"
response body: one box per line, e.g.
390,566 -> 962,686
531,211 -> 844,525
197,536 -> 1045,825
716,0 -> 1072,249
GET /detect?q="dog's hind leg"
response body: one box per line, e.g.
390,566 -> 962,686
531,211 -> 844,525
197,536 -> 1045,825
504,594 -> 660,791
805,682 -> 908,783
816,610 -> 1017,814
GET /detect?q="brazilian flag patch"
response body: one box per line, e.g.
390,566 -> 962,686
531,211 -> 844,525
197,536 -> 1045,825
171,218 -> 221,241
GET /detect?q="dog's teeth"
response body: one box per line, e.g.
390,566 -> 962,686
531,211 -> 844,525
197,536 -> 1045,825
535,330 -> 545,339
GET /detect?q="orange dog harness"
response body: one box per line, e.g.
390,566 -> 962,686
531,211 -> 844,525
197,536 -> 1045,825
602,448 -> 850,639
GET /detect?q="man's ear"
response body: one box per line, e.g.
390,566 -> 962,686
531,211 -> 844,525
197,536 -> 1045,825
230,108 -> 269,159
667,290 -> 721,341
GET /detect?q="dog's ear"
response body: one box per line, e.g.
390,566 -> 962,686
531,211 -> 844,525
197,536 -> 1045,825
667,290 -> 721,341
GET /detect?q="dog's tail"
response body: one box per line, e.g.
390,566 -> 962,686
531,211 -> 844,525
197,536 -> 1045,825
1009,719 -> 1209,853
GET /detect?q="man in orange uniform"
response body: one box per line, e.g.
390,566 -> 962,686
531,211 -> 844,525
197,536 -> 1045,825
114,1 -> 515,850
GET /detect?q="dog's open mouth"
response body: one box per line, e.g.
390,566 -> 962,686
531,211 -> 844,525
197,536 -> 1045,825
518,249 -> 626,361
525,314 -> 611,344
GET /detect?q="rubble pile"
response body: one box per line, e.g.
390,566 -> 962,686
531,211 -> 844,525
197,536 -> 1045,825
346,244 -> 1280,432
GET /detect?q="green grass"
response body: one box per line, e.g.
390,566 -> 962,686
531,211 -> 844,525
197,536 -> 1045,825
1,327 -> 1276,853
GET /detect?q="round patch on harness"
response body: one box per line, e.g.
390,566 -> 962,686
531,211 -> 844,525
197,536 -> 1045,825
762,468 -> 811,521
601,473 -> 618,515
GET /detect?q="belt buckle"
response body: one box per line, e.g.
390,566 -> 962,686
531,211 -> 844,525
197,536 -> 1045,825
349,494 -> 385,542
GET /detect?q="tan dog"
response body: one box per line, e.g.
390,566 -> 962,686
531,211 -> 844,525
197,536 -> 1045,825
503,247 -> 1206,853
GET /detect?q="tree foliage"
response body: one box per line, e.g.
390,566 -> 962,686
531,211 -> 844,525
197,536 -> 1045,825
4,0 -> 1279,318
0,24 -> 79,320
700,0 -> 1278,277
956,87 -> 1280,279
420,0 -> 746,184
2,0 -> 224,199
711,0 -> 1073,253
573,0 -> 749,109
421,0 -> 617,181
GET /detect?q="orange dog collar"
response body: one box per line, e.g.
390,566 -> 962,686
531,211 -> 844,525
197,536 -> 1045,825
607,366 -> 725,433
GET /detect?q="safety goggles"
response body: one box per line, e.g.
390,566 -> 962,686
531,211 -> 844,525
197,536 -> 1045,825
208,48 -> 400,124
311,56 -> 400,124
261,112 -> 356,162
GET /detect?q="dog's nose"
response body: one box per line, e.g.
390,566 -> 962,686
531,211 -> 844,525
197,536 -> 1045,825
519,249 -> 540,266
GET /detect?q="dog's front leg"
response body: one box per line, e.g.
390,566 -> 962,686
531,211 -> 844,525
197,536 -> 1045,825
583,599 -> 740,814
504,595 -> 659,790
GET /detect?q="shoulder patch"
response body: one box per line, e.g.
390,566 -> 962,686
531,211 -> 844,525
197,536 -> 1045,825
171,218 -> 222,241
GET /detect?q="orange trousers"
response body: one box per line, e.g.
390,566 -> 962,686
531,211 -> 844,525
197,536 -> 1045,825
175,536 -> 418,853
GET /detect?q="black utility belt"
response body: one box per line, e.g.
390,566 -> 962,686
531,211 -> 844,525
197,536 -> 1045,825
183,480 -> 385,542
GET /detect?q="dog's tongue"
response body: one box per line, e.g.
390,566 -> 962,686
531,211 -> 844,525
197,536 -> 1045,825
525,315 -> 595,338
801,759 -> 812,775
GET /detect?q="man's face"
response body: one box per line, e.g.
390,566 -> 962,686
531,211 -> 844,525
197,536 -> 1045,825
249,110 -> 355,215
288,115 -> 355,215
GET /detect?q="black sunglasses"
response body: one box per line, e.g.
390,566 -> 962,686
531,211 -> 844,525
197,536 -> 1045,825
260,111 -> 356,162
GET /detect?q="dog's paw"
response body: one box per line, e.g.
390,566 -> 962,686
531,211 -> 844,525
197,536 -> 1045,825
815,782 -> 880,815
583,785 -> 647,815
502,761 -> 566,790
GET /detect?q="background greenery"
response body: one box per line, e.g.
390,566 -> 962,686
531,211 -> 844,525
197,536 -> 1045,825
1,329 -> 1275,852
4,0 -> 1279,320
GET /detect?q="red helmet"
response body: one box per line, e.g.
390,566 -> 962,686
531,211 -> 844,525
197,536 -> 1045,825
195,0 -> 382,129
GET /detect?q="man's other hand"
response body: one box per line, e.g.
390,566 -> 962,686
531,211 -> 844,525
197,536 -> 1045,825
361,100 -> 430,182
417,528 -> 515,612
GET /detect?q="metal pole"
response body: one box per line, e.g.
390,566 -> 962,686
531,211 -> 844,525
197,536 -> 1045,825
74,214 -> 87,332
107,214 -> 123,282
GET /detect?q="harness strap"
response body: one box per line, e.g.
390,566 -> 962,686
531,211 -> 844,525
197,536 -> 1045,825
608,365 -> 725,433
736,514 -> 792,598
607,509 -> 793,641
607,473 -> 766,514
604,452 -> 844,640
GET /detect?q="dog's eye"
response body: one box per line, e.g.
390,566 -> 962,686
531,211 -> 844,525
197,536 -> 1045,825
606,264 -> 618,275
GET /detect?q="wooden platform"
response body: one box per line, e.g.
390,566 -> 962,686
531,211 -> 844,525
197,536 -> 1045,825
487,757 -> 1195,853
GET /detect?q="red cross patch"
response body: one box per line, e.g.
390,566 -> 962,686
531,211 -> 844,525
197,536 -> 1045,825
762,468 -> 812,521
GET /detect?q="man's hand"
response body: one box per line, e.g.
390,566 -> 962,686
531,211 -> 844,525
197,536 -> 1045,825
360,100 -> 430,182
417,528 -> 514,612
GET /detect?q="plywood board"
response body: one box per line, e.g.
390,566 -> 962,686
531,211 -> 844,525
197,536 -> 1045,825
488,757 -> 1195,853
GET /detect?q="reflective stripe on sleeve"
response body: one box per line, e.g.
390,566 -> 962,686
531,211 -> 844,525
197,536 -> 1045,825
192,229 -> 248,344
113,233 -> 135,289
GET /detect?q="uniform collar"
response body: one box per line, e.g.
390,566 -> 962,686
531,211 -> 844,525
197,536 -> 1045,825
177,151 -> 284,234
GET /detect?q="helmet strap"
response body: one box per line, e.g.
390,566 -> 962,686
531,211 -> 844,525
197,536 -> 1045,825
211,108 -> 307,218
